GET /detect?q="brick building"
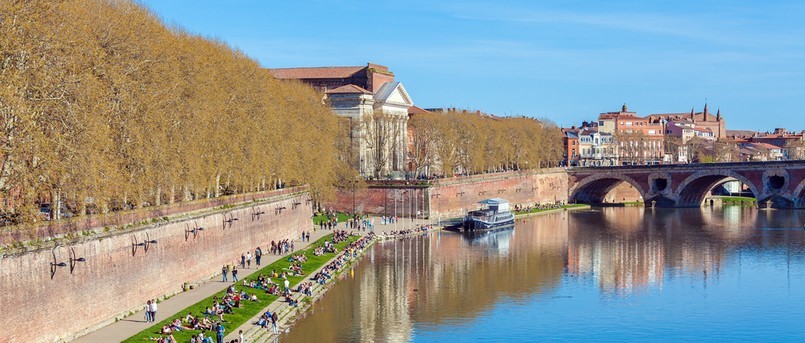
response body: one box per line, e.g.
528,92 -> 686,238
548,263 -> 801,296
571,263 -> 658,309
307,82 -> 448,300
561,128 -> 579,166
271,63 -> 395,93
598,104 -> 665,165
270,63 -> 412,178
648,103 -> 726,139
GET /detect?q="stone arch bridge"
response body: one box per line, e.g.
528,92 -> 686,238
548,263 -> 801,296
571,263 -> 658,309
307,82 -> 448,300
568,161 -> 805,208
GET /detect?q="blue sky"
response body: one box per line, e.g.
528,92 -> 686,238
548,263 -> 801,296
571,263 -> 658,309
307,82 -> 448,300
139,0 -> 805,131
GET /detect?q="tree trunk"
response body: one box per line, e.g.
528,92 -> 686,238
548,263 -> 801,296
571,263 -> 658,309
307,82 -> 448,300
215,174 -> 221,197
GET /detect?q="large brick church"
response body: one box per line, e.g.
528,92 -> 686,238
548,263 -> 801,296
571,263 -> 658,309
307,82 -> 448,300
270,63 -> 413,179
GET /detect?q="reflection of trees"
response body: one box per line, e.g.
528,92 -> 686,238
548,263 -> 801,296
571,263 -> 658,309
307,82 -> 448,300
412,218 -> 567,324
285,208 -> 805,341
282,216 -> 568,342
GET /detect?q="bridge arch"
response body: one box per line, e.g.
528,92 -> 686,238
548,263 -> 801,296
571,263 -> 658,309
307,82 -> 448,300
793,179 -> 805,209
675,170 -> 760,207
570,174 -> 646,204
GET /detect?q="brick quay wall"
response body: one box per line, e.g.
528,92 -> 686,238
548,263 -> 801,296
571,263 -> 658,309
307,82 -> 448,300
325,169 -> 570,219
0,190 -> 312,343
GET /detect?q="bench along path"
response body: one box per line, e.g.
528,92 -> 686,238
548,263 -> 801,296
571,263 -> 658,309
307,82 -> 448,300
73,228 -> 331,343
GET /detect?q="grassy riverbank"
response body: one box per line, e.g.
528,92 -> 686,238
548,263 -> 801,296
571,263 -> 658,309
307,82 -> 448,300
312,212 -> 352,225
515,204 -> 589,217
123,233 -> 359,342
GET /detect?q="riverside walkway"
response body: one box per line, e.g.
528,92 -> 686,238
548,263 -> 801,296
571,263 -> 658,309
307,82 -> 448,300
74,216 -> 433,343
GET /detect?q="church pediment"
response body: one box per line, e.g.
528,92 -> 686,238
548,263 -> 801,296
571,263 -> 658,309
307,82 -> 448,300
374,82 -> 413,107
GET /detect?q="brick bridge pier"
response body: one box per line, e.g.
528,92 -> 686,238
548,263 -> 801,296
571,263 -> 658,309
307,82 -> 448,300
568,161 -> 805,208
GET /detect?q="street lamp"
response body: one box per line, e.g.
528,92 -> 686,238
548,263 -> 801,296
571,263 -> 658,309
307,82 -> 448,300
222,212 -> 238,229
50,246 -> 85,279
184,222 -> 205,241
50,247 -> 67,279
131,233 -> 159,256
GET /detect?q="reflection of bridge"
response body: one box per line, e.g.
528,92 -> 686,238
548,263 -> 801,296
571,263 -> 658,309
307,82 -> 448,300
568,161 -> 805,208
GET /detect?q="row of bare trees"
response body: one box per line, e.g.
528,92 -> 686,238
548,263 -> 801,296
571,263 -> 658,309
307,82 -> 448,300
0,1 -> 339,224
408,110 -> 563,177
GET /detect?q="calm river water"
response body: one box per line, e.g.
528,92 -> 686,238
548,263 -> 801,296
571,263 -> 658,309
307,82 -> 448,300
281,207 -> 805,342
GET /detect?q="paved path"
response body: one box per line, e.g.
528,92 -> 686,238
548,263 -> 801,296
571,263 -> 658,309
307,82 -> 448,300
73,216 -> 431,342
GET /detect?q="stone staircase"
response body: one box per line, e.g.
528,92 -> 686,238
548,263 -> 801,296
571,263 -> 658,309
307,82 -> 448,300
228,243 -> 373,343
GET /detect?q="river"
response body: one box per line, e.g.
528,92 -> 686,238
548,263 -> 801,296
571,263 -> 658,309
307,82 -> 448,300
280,207 -> 805,342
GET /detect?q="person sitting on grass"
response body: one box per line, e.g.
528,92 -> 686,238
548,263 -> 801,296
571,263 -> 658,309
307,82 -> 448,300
266,284 -> 279,295
199,317 -> 213,331
170,318 -> 189,331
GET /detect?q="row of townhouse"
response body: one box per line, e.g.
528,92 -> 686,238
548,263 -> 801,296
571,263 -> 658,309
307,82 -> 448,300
563,103 -> 725,166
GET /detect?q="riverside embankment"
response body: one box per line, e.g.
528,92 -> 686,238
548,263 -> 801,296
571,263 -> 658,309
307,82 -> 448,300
235,224 -> 442,342
2,187 -> 311,343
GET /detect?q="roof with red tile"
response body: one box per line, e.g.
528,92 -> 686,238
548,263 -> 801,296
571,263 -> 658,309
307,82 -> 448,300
727,130 -> 756,138
270,66 -> 365,79
599,112 -> 639,120
408,105 -> 431,115
742,142 -> 783,150
324,84 -> 372,94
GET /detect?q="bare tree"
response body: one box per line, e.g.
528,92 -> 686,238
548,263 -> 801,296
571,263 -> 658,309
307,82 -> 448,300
360,110 -> 404,179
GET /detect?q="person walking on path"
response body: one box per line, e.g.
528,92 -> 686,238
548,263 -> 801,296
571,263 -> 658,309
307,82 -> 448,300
215,322 -> 225,343
239,330 -> 245,343
232,266 -> 239,282
145,300 -> 152,322
240,253 -> 246,269
221,265 -> 228,282
149,299 -> 157,323
246,251 -> 252,268
255,247 -> 262,267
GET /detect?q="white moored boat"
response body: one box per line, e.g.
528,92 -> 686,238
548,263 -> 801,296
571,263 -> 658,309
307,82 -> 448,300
463,198 -> 515,232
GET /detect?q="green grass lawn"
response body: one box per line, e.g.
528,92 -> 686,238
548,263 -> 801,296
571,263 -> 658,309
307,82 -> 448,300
124,233 -> 360,342
514,204 -> 588,215
311,212 -> 352,225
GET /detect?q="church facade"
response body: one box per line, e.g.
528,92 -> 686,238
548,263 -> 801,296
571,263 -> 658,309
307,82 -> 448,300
270,63 -> 413,178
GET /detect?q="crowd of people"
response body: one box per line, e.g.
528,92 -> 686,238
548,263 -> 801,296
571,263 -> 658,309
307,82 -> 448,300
269,239 -> 294,255
514,201 -> 566,213
144,232 -> 316,342
381,224 -> 434,239
141,212 -> 422,343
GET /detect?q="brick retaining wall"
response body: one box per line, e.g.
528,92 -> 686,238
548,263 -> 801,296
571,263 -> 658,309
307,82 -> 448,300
0,194 -> 312,343
324,170 -> 569,218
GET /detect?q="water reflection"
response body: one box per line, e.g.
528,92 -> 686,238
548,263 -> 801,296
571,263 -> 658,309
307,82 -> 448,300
282,207 -> 805,342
